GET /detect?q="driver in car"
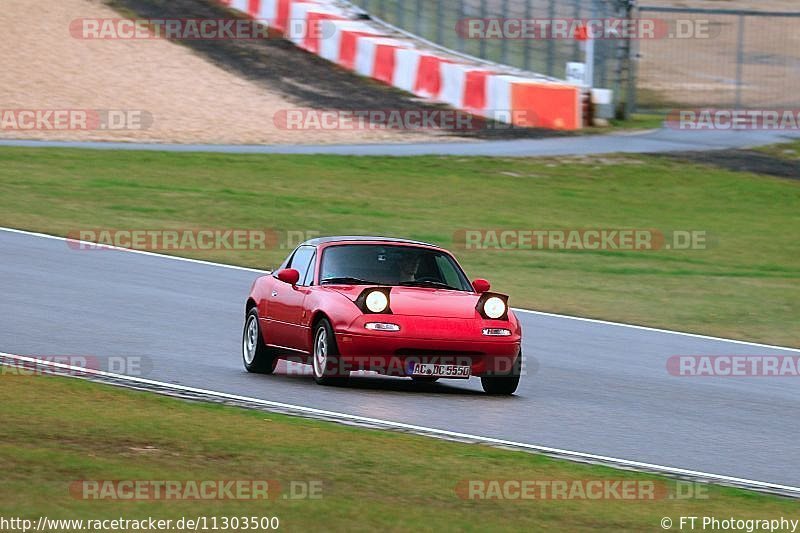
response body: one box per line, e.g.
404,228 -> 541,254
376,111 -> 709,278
397,253 -> 423,283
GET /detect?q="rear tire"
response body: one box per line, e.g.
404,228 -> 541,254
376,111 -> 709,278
312,318 -> 348,386
242,308 -> 278,374
481,351 -> 521,395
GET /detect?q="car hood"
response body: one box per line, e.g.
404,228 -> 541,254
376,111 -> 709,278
324,285 -> 484,319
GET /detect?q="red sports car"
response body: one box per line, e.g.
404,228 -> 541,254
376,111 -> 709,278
242,236 -> 522,395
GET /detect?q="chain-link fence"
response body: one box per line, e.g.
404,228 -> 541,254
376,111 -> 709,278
635,6 -> 800,111
349,0 -> 632,91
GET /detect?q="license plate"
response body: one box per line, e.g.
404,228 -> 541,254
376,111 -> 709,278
411,363 -> 471,379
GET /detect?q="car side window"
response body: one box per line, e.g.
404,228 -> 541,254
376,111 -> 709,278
302,252 -> 317,286
435,255 -> 462,288
288,246 -> 315,286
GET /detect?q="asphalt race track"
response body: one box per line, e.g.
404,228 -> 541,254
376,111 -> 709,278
2,128 -> 800,156
2,229 -> 798,488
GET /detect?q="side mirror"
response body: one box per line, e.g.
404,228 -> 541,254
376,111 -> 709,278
277,268 -> 300,285
472,278 -> 491,293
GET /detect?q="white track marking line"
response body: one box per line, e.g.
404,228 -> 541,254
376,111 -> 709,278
511,308 -> 800,353
0,226 -> 263,273
2,225 -> 798,352
1,351 -> 798,496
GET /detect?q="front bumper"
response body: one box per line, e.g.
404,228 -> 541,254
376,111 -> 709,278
334,315 -> 521,377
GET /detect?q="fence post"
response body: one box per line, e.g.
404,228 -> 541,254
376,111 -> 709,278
436,0 -> 444,45
624,2 -> 638,119
735,14 -> 746,110
415,0 -> 423,37
479,0 -> 488,59
572,0 -> 581,62
457,0 -> 466,52
500,0 -> 510,64
546,0 -> 555,76
523,0 -> 532,71
396,0 -> 404,29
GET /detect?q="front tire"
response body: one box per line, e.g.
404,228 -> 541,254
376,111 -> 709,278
312,318 -> 348,386
242,308 -> 278,374
481,351 -> 521,395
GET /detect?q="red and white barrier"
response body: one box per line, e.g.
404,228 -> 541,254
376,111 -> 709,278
253,0 -> 276,19
228,0 -> 250,16
319,21 -> 381,63
392,48 -> 421,93
485,75 -> 582,129
440,63 -> 493,112
337,26 -> 382,70
486,75 -> 517,123
288,3 -> 343,53
260,0 -> 299,33
221,0 -> 584,130
354,38 -> 408,80
413,54 -> 451,99
510,80 -> 582,130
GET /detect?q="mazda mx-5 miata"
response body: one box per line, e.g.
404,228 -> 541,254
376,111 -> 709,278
242,236 -> 522,394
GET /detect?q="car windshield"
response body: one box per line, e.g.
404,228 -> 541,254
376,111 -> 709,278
319,244 -> 472,291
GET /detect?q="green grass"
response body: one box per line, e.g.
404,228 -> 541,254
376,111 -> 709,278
607,113 -> 665,130
755,142 -> 800,161
0,145 -> 798,346
0,374 -> 796,532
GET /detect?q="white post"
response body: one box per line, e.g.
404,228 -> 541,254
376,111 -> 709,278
584,33 -> 594,89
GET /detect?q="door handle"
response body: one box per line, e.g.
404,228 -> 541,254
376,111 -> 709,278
271,290 -> 278,297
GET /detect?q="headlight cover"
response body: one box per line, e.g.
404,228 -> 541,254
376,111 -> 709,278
483,297 -> 506,319
356,287 -> 393,314
365,291 -> 389,313
476,292 -> 509,320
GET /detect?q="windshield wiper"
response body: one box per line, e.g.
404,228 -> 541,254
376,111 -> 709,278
399,280 -> 461,290
320,276 -> 379,285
